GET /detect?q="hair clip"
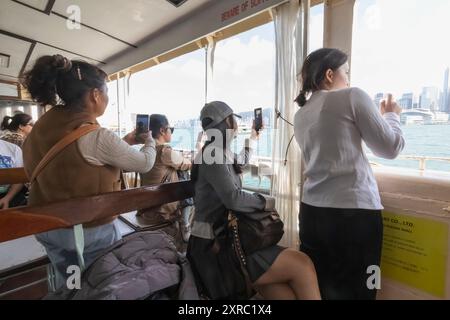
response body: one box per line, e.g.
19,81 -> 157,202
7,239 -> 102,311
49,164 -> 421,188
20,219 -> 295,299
76,65 -> 83,81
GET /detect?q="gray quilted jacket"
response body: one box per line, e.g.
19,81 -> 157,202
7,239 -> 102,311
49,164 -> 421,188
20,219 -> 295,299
47,231 -> 199,300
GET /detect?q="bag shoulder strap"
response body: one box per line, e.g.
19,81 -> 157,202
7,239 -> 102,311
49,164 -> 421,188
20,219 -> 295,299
161,168 -> 172,184
228,211 -> 255,298
30,124 -> 100,184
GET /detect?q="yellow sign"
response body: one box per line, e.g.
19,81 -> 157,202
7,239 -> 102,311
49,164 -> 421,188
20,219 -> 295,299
381,212 -> 448,298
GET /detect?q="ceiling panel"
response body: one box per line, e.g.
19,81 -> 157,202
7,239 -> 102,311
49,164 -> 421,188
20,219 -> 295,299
0,34 -> 31,82
0,1 -> 130,64
24,42 -> 100,73
14,0 -> 49,11
52,0 -> 211,45
0,0 -> 220,80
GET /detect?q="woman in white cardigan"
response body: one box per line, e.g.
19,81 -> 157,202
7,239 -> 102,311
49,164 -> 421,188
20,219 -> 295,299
294,48 -> 404,300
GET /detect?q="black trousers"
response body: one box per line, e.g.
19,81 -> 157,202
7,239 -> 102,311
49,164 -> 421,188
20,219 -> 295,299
299,203 -> 383,300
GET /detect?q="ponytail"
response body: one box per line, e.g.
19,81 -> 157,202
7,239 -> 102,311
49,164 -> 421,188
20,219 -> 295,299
295,90 -> 308,107
295,48 -> 348,108
1,113 -> 32,132
1,116 -> 13,131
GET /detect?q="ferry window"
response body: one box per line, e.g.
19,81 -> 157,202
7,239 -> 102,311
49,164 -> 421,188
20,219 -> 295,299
213,22 -> 276,192
127,48 -> 206,151
98,79 -> 120,136
352,0 -> 450,172
309,3 -> 324,53
31,105 -> 39,121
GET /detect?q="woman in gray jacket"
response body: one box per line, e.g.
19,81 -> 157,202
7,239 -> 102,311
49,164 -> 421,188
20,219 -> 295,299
187,101 -> 320,300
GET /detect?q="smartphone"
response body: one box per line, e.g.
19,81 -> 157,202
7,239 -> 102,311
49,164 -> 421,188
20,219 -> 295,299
136,114 -> 149,135
254,108 -> 263,132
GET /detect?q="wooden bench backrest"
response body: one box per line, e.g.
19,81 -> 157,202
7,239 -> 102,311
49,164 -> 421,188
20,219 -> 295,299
0,169 -> 194,243
0,168 -> 28,185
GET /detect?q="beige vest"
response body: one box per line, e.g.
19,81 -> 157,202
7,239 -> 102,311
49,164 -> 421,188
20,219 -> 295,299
138,145 -> 180,223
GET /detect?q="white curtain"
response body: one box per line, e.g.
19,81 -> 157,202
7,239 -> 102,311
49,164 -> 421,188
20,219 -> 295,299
205,36 -> 216,102
271,0 -> 304,249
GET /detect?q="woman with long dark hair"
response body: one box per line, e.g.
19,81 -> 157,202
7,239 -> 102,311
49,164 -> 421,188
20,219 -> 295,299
0,113 -> 34,147
294,48 -> 405,300
22,54 -> 157,289
187,101 -> 321,300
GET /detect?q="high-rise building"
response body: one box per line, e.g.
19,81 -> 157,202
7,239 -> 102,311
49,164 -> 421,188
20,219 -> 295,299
419,87 -> 439,110
399,93 -> 414,109
442,67 -> 449,112
374,93 -> 384,107
448,91 -> 450,113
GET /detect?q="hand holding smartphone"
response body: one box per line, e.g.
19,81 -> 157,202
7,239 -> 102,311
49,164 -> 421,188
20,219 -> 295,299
135,114 -> 150,144
254,108 -> 263,133
136,114 -> 150,135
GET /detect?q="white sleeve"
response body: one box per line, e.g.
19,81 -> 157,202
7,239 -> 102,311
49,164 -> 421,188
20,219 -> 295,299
351,88 -> 405,159
78,128 -> 156,173
14,145 -> 23,168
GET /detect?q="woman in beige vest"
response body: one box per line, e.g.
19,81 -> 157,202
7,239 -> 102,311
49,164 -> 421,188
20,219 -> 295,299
22,55 -> 157,290
139,114 -> 192,244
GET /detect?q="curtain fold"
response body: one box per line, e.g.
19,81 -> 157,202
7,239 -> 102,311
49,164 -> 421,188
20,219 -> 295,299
205,36 -> 216,102
271,0 -> 303,249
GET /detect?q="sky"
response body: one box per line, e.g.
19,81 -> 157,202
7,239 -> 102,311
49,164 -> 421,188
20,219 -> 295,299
351,0 -> 450,98
99,0 -> 450,127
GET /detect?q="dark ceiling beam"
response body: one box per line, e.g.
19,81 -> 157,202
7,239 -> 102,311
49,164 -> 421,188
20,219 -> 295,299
44,0 -> 56,14
19,42 -> 37,78
0,29 -> 106,64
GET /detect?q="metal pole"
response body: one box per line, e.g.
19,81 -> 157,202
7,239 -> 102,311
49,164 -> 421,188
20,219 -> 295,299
300,0 -> 310,205
303,0 -> 311,57
205,46 -> 208,104
122,73 -> 127,137
116,74 -> 121,137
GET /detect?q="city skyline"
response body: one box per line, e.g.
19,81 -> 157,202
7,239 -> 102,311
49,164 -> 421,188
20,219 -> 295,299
351,0 -> 450,101
373,67 -> 450,113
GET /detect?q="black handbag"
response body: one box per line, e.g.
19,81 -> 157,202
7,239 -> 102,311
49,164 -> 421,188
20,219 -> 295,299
228,210 -> 284,256
225,210 -> 284,299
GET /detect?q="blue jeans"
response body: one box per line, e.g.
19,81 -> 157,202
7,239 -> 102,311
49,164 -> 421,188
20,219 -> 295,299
181,206 -> 192,227
35,220 -> 122,290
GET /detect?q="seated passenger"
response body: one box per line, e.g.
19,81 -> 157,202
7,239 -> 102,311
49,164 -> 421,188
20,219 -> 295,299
187,101 -> 321,300
0,113 -> 34,148
294,48 -> 405,300
22,54 -> 157,290
0,140 -> 27,208
138,114 -> 193,244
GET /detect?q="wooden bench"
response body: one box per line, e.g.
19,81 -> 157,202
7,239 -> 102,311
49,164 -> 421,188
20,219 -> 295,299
0,168 -> 194,299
